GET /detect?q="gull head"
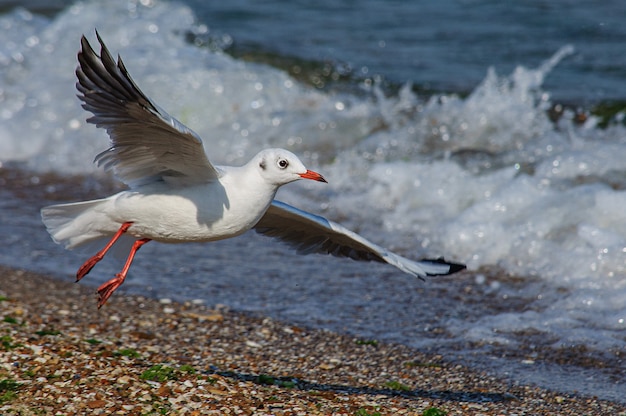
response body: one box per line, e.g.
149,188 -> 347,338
254,148 -> 327,186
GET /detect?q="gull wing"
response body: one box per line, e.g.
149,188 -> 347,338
255,200 -> 466,278
76,32 -> 220,187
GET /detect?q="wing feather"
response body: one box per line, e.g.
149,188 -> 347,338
255,201 -> 466,278
76,31 -> 219,187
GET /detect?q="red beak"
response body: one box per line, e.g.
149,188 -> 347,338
299,169 -> 327,183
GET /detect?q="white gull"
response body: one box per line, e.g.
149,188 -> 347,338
41,32 -> 465,308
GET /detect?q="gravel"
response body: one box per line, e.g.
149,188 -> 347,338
1,266 -> 624,415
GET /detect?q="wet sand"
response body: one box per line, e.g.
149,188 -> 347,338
1,266 -> 624,415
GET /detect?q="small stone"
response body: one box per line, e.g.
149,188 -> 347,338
185,312 -> 224,322
206,387 -> 228,396
158,385 -> 172,397
319,358 -> 341,370
117,375 -> 131,384
87,399 -> 107,409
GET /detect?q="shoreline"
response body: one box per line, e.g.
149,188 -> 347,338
1,266 -> 624,415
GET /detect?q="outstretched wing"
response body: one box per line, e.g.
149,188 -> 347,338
76,31 -> 220,187
255,200 -> 466,278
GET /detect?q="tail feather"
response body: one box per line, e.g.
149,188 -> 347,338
41,198 -> 112,250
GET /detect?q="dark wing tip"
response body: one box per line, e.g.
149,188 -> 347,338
447,261 -> 467,274
425,257 -> 467,275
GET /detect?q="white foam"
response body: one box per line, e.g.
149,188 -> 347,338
314,47 -> 626,352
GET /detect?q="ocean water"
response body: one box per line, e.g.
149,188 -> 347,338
1,0 -> 625,402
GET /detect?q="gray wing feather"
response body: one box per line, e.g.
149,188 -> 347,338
76,31 -> 219,187
255,201 -> 466,278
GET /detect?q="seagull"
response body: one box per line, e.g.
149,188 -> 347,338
41,32 -> 465,308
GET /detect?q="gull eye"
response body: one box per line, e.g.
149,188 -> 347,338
277,158 -> 289,169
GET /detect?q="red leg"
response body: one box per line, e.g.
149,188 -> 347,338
76,222 -> 133,281
97,238 -> 151,308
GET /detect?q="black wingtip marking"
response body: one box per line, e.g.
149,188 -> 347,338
425,256 -> 467,275
447,261 -> 467,274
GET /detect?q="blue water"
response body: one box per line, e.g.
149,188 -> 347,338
184,0 -> 626,104
1,0 -> 625,403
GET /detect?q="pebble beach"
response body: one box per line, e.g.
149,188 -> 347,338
1,266 -> 624,415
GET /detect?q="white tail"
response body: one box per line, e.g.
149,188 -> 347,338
41,199 -> 111,250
